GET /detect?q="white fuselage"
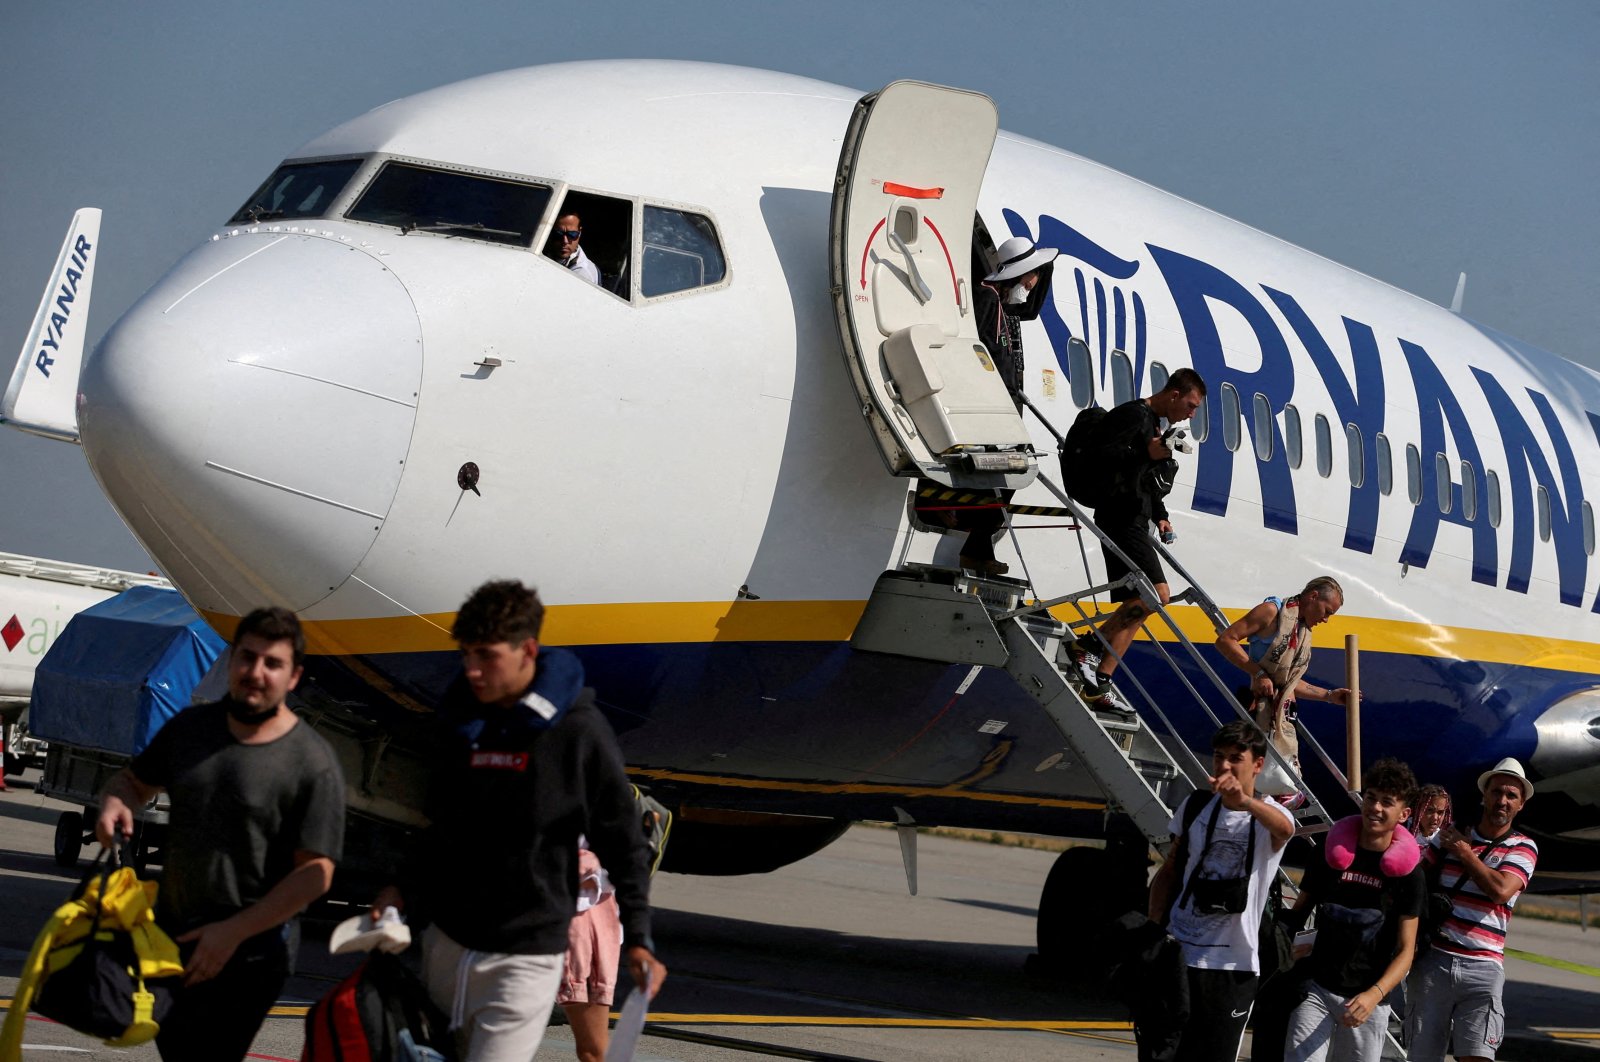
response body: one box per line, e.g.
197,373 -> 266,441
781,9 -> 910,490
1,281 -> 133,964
68,61 -> 1600,842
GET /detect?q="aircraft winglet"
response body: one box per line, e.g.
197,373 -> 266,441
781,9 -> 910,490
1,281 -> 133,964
1450,271 -> 1467,315
1,208 -> 102,443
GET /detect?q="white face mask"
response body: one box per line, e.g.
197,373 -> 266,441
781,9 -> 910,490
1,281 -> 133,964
1005,282 -> 1030,305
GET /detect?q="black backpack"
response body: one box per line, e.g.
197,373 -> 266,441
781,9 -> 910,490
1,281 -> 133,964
1060,406 -> 1113,508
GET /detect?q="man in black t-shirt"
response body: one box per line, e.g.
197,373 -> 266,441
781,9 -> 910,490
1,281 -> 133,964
1067,369 -> 1206,713
97,607 -> 345,1062
1285,759 -> 1425,1062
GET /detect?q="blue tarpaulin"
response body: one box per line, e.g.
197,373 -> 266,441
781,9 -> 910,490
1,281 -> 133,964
29,585 -> 226,756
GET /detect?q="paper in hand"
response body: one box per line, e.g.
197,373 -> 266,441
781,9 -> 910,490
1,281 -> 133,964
604,972 -> 651,1062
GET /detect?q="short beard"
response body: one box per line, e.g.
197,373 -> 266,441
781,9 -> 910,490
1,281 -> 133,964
226,698 -> 279,726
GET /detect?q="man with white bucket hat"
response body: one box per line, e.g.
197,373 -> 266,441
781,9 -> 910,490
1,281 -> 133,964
1406,758 -> 1538,1062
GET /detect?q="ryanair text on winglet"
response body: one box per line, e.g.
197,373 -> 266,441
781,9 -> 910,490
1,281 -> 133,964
35,234 -> 93,379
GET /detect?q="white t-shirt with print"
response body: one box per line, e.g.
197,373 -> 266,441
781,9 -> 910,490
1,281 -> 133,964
1166,793 -> 1294,972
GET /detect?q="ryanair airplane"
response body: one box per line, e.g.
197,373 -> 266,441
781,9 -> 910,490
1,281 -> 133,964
6,62 -> 1598,944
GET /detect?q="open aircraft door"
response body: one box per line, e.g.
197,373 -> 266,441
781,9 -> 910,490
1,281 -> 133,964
830,81 -> 1036,490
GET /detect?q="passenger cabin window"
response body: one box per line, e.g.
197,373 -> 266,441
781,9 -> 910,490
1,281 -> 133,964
1111,350 -> 1134,407
1220,384 -> 1241,452
642,206 -> 726,298
1486,469 -> 1502,526
347,162 -> 550,246
546,190 -> 633,296
1252,394 -> 1273,462
1068,338 -> 1094,409
1537,485 -> 1552,542
1314,414 -> 1332,478
231,158 -> 362,223
1435,453 -> 1452,513
1461,461 -> 1478,521
1284,404 -> 1302,469
1376,433 -> 1392,495
1346,424 -> 1364,488
1191,390 -> 1210,442
1406,444 -> 1422,504
1150,361 -> 1169,394
1584,500 -> 1596,556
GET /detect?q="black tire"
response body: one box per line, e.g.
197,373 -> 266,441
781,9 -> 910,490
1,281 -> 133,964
1036,847 -> 1107,965
1036,842 -> 1149,970
54,811 -> 84,868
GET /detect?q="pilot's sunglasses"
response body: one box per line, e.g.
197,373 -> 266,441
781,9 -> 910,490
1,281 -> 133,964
557,229 -> 582,240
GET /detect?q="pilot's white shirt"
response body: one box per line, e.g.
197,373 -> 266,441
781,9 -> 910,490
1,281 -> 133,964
565,245 -> 600,285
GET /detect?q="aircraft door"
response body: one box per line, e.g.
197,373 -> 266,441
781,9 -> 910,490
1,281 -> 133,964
830,81 -> 1036,489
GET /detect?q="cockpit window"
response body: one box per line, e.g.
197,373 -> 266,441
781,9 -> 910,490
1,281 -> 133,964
346,162 -> 551,247
229,158 -> 362,224
642,207 -> 727,297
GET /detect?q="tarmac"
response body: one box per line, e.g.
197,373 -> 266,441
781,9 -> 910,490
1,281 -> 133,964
2,764 -> 1597,1061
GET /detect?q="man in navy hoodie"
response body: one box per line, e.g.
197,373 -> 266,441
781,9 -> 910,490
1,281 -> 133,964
374,580 -> 664,1061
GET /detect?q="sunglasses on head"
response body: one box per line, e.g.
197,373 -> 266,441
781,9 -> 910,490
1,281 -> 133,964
557,229 -> 582,240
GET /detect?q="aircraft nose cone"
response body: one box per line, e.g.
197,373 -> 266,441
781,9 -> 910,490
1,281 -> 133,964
81,232 -> 422,614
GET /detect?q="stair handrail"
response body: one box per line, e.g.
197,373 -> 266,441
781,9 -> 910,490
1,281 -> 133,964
1293,718 -> 1363,808
1018,392 -> 1066,446
1019,472 -> 1337,831
1148,535 -> 1232,634
1158,532 -> 1362,815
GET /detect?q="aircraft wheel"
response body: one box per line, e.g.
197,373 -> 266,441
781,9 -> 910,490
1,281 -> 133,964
1035,841 -> 1149,971
1035,847 -> 1105,966
54,810 -> 84,868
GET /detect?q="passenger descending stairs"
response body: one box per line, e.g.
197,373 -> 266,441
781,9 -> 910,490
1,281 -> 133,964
852,560 -> 1336,850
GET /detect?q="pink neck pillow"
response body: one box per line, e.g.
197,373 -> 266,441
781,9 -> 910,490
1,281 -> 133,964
1325,815 -> 1420,876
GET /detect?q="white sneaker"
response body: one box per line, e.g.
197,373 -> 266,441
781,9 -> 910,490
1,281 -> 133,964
1094,681 -> 1137,716
1067,642 -> 1103,687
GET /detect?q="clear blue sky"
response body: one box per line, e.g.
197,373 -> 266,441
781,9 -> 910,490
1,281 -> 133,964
2,2 -> 1596,572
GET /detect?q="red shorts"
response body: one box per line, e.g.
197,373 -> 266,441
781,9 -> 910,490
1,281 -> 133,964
557,895 -> 622,1006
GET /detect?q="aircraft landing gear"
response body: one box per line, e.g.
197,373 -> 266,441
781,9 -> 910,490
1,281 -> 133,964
1028,824 -> 1152,977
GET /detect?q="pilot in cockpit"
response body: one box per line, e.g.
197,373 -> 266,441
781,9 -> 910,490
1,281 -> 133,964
553,213 -> 601,286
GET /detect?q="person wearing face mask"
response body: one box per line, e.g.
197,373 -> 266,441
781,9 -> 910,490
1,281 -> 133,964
94,607 -> 345,1062
974,236 -> 1058,408
936,237 -> 1058,576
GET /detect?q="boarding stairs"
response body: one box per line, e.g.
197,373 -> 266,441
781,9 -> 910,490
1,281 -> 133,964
862,415 -> 1345,853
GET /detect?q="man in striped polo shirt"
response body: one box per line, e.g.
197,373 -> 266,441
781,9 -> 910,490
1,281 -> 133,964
1407,758 -> 1538,1062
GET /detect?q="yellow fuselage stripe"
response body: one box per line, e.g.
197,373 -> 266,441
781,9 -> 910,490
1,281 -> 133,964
204,601 -> 1600,676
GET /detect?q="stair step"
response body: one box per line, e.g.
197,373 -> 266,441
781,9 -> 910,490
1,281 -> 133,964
1131,758 -> 1180,782
1093,711 -> 1142,733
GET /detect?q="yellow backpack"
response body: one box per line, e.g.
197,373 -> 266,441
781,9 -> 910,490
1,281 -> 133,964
0,849 -> 184,1060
